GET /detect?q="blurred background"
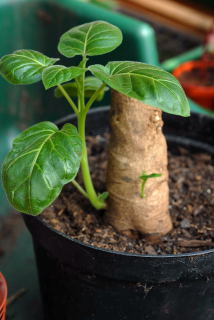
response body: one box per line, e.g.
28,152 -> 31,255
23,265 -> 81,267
0,0 -> 213,318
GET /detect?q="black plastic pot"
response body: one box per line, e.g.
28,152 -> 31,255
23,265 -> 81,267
24,107 -> 214,320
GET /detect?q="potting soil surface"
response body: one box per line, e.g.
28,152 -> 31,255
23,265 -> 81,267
43,133 -> 214,255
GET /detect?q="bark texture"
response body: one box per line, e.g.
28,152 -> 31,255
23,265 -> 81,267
106,91 -> 172,237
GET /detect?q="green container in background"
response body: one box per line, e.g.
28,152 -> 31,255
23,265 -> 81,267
0,0 -> 158,213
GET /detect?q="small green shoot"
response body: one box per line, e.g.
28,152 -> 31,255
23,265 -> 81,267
98,191 -> 109,202
139,172 -> 162,198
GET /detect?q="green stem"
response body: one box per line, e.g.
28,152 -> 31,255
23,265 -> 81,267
77,112 -> 106,209
84,83 -> 106,114
71,180 -> 89,198
75,79 -> 81,113
58,84 -> 79,114
79,56 -> 87,112
140,180 -> 147,198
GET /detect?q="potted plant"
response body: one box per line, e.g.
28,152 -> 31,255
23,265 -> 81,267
0,273 -> 7,320
0,21 -> 214,320
0,0 -> 158,213
173,23 -> 214,110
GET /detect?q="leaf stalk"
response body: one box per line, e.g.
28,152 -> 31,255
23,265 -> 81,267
71,180 -> 89,199
58,84 -> 79,114
85,83 -> 106,113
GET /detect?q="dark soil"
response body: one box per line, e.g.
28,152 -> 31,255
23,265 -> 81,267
179,67 -> 214,87
42,133 -> 214,255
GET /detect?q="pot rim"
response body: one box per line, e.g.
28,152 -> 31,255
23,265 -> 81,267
56,105 -> 214,125
0,273 -> 7,312
173,60 -> 214,92
34,214 -> 214,259
30,106 -> 214,260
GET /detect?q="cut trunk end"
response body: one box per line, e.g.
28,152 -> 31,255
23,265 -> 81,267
106,91 -> 172,239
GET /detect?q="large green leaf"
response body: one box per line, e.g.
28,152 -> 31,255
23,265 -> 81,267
89,61 -> 190,116
58,21 -> 122,58
2,122 -> 82,215
0,50 -> 59,85
54,76 -> 108,100
42,65 -> 85,89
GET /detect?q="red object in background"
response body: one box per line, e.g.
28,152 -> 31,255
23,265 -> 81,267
0,273 -> 7,320
173,60 -> 214,110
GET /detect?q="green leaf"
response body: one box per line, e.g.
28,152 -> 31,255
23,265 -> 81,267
42,65 -> 85,89
54,76 -> 108,100
139,173 -> 162,180
58,20 -> 122,58
0,50 -> 59,85
2,122 -> 82,215
89,61 -> 190,116
84,76 -> 106,90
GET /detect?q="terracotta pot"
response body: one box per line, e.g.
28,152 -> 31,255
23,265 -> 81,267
173,60 -> 214,110
0,273 -> 7,320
